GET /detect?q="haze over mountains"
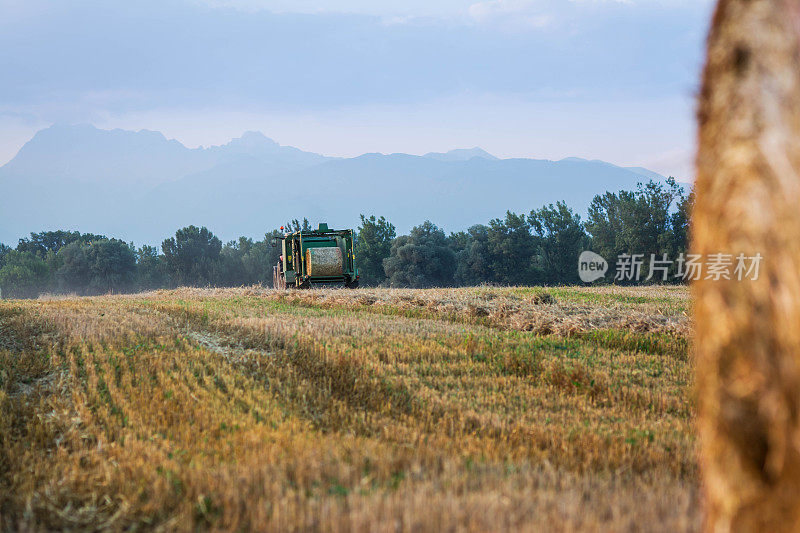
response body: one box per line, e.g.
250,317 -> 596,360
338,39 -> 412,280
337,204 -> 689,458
0,124 -> 668,246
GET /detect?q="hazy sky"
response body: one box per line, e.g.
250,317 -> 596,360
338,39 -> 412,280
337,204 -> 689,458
0,0 -> 714,179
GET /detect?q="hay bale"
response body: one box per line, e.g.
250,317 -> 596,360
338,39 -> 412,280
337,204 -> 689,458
306,247 -> 343,277
695,0 -> 800,528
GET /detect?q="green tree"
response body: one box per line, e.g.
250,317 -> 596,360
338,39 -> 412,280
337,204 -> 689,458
55,241 -> 91,293
384,221 -> 455,287
242,233 -> 280,286
354,214 -> 396,286
136,245 -> 169,290
529,202 -> 590,284
85,239 -> 137,294
284,218 -> 312,232
161,226 -> 222,286
452,225 -> 492,286
0,251 -> 50,298
0,243 -> 10,268
216,235 -> 279,287
585,178 -> 684,281
486,212 -> 540,285
219,238 -> 251,286
17,230 -> 106,258
669,187 -> 694,257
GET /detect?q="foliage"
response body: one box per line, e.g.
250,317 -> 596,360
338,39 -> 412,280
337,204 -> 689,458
240,234 -> 280,286
384,221 -> 455,287
162,226 -> 223,287
452,214 -> 545,287
218,236 -> 279,287
0,243 -> 9,268
670,188 -> 694,257
55,241 -> 91,293
17,230 -> 107,258
453,225 -> 492,286
585,178 -> 686,281
0,250 -> 50,298
85,239 -> 137,294
136,245 -> 169,290
485,212 -> 541,286
53,239 -> 137,295
529,202 -> 590,284
354,214 -> 396,286
285,218 -> 312,232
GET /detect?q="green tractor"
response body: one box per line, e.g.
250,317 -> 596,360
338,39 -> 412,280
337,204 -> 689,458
272,223 -> 359,289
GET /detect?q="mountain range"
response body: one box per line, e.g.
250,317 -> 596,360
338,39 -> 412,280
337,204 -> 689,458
0,124 -> 668,246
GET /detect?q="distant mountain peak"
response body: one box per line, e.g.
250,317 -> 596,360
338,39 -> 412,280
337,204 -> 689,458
204,131 -> 328,168
226,131 -> 279,149
424,147 -> 498,162
4,123 -> 188,175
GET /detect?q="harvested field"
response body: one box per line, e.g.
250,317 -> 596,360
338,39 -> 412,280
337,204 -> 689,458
0,285 -> 697,531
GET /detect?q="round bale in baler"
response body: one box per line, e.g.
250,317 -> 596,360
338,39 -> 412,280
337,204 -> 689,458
306,247 -> 344,277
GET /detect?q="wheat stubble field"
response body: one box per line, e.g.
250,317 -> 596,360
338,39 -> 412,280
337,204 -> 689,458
0,285 -> 697,531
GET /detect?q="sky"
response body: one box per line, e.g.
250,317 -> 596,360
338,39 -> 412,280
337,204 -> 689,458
0,0 -> 715,179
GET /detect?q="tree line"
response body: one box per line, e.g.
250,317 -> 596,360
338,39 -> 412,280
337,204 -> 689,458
0,178 -> 692,298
